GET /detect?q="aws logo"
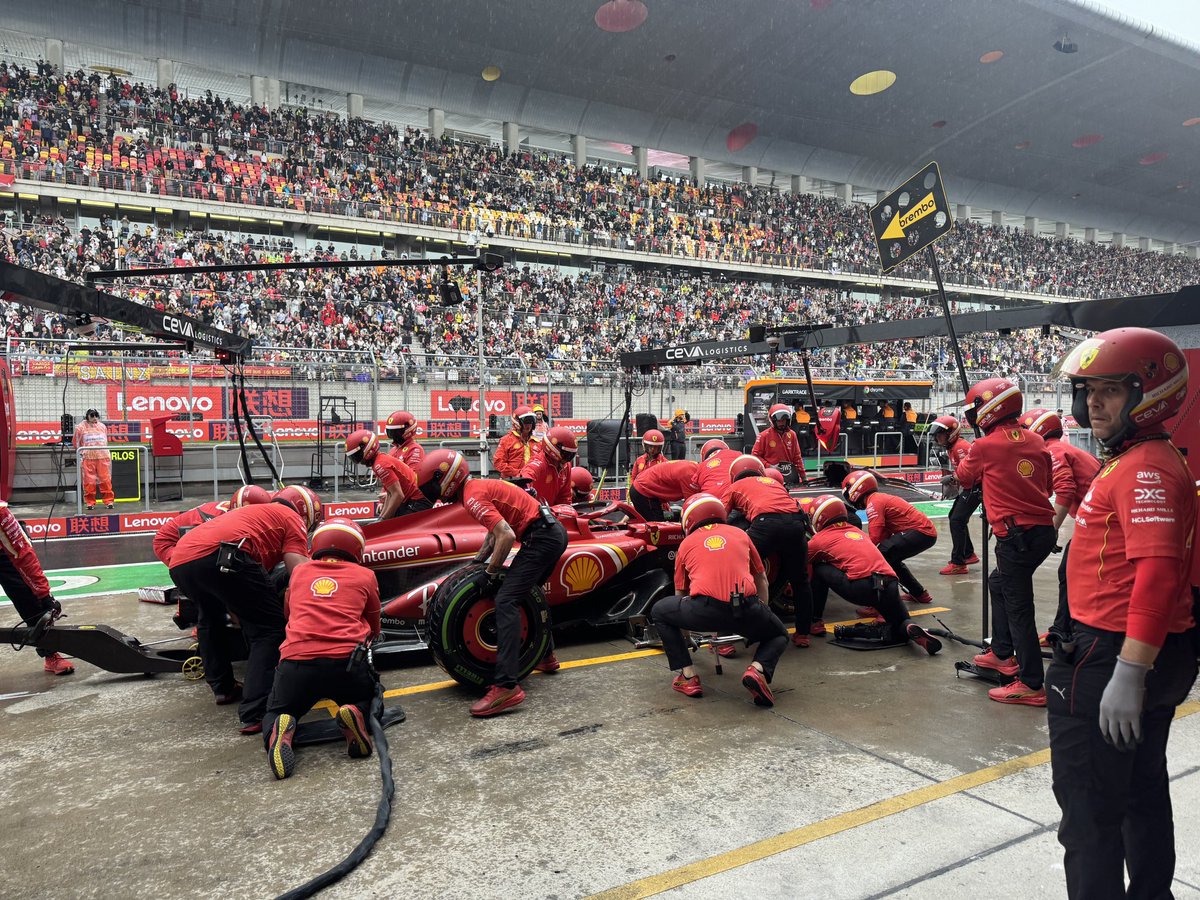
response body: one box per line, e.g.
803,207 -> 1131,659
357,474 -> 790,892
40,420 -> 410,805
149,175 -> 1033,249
311,577 -> 339,598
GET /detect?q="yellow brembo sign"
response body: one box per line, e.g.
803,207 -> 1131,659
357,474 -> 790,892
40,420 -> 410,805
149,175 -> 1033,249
881,191 -> 937,240
869,161 -> 954,273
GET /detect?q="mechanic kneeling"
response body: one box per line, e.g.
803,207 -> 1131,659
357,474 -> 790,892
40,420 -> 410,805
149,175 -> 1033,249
651,493 -> 789,707
169,485 -> 322,734
842,470 -> 937,605
345,429 -> 430,518
417,450 -> 568,717
263,518 -> 380,781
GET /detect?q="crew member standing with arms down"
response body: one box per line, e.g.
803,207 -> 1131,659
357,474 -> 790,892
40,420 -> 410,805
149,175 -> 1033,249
169,485 -> 322,733
0,503 -> 73,675
416,450 -> 568,717
493,406 -> 539,478
929,415 -> 981,574
1018,408 -> 1101,638
74,408 -> 114,511
519,426 -> 577,506
842,470 -> 938,604
384,409 -> 424,469
806,495 -> 943,655
345,429 -> 429,518
956,378 -> 1056,706
694,439 -> 741,495
1048,328 -> 1197,900
752,404 -> 806,483
650,493 -> 790,706
628,429 -> 667,502
263,518 -> 380,781
668,409 -> 689,460
723,455 -> 815,647
630,459 -> 699,522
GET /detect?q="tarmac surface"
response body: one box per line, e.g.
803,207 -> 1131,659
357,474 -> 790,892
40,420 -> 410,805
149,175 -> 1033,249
1,515 -> 1198,900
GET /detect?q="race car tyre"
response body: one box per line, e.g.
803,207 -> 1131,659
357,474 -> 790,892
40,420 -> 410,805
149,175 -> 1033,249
426,564 -> 552,692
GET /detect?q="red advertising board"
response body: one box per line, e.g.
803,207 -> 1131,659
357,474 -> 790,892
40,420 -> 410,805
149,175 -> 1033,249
106,385 -> 225,420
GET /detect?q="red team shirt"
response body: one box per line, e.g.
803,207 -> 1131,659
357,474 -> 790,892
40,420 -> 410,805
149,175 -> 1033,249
808,522 -> 896,581
1045,437 -> 1100,517
520,455 -> 571,505
170,503 -> 310,571
863,492 -> 936,543
954,424 -> 1054,536
633,460 -> 700,501
674,523 -> 765,600
694,448 -> 741,495
372,454 -> 419,501
153,500 -> 228,566
390,440 -> 425,469
1067,440 -> 1197,644
462,479 -> 543,538
629,451 -> 667,483
752,427 -> 802,467
280,559 -> 381,660
723,476 -> 797,520
946,438 -> 971,470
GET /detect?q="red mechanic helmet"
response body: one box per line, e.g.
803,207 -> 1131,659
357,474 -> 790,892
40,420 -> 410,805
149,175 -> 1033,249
842,470 -> 878,506
764,466 -> 785,485
570,466 -> 593,497
512,406 -> 536,429
542,426 -> 578,465
641,429 -> 665,449
417,449 -> 470,502
345,429 -> 381,465
681,492 -> 727,534
700,439 -> 727,460
768,403 -> 792,426
1060,327 -> 1189,448
230,484 -> 271,508
310,517 -> 366,563
927,414 -> 961,444
274,485 -> 324,532
964,377 -> 1023,432
384,410 -> 417,444
729,454 -> 766,482
811,494 -> 851,532
1019,408 -> 1063,439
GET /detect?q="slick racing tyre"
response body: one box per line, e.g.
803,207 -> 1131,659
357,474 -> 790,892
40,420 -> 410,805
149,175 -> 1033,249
426,564 -> 551,691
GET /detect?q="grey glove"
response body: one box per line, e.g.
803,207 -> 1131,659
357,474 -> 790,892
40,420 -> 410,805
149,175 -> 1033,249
1098,657 -> 1150,752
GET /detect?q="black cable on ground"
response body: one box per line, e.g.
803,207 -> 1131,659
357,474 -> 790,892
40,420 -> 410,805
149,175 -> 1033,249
275,681 -> 394,900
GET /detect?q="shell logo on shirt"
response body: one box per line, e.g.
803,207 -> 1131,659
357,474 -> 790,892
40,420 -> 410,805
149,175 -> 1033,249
311,577 -> 339,598
706,458 -> 721,468
703,535 -> 727,551
844,531 -> 864,541
1016,459 -> 1035,477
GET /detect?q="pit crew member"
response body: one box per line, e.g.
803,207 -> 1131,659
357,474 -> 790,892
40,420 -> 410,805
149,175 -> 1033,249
493,406 -> 539,478
0,502 -> 72,675
956,378 -> 1056,706
1048,328 -> 1197,899
518,426 -> 577,506
630,459 -> 699,522
263,518 -> 380,780
752,404 -> 806,483
345,429 -> 429,518
417,450 -> 568,718
570,467 -> 595,503
929,415 -> 981,574
650,493 -> 790,706
384,409 -> 424,469
695,439 -> 741,495
628,429 -> 667,503
842,470 -> 937,604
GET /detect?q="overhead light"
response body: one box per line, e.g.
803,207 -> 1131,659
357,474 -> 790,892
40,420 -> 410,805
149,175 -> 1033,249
1054,33 -> 1078,53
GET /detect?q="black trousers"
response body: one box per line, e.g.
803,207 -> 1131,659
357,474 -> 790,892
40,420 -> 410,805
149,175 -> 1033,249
1048,626 -> 1198,900
987,524 -> 1056,690
0,556 -> 57,659
1052,540 -> 1072,636
747,512 -> 812,628
395,497 -> 433,517
651,594 -> 788,681
493,519 -> 568,687
262,656 -> 377,746
811,565 -> 909,637
170,551 -> 285,725
948,487 -> 982,563
877,529 -> 937,596
629,485 -> 664,523
668,440 -> 686,461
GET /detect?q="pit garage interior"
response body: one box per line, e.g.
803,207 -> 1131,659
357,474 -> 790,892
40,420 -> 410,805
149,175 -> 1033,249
3,0 -> 1200,898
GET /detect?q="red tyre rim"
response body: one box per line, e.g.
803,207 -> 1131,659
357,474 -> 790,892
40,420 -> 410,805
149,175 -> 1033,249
461,600 -> 529,664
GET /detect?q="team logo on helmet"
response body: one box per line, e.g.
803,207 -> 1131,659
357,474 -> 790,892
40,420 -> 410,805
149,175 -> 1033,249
982,390 -> 994,401
1165,352 -> 1181,372
311,577 -> 339,598
703,534 -> 727,551
1016,460 -> 1035,477
1078,345 -> 1100,370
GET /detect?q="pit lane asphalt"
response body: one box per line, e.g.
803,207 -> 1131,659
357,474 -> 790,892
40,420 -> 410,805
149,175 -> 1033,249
2,516 -> 1198,900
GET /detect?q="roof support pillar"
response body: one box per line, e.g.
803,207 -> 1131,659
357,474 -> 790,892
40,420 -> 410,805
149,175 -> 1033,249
1084,227 -> 1097,243
45,39 -> 64,74
690,156 -> 705,184
572,134 -> 587,168
1025,216 -> 1039,234
251,76 -> 267,107
428,107 -> 445,140
956,204 -> 971,222
632,146 -> 648,178
742,165 -> 757,185
1055,221 -> 1069,239
347,92 -> 364,119
156,58 -> 174,90
991,210 -> 1004,227
836,182 -> 852,203
1139,236 -> 1152,252
1112,232 -> 1126,247
790,174 -> 809,194
503,122 -> 520,156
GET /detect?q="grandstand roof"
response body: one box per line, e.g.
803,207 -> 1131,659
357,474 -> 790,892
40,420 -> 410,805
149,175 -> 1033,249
10,0 -> 1200,243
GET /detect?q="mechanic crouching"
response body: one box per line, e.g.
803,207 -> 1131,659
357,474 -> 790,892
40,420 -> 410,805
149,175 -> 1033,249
651,493 -> 790,707
169,485 -> 322,734
0,502 -> 73,675
416,450 -> 568,717
263,518 -> 380,780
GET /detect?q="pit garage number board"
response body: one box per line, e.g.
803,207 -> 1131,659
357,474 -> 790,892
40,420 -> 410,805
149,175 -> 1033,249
870,162 -> 954,273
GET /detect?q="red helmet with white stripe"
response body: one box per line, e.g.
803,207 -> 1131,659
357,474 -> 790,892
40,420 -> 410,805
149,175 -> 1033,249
681,493 -> 727,534
764,466 -> 785,485
729,454 -> 765,482
811,494 -> 851,532
274,485 -> 324,532
542,426 -> 578,465
417,449 -> 470,502
927,415 -> 961,444
700,439 -> 727,460
385,410 -> 417,444
841,470 -> 878,507
345,429 -> 381,465
769,404 -> 792,429
964,377 -> 1022,432
642,429 -> 664,448
1019,408 -> 1063,439
310,517 -> 366,563
570,466 -> 593,499
231,484 -> 271,508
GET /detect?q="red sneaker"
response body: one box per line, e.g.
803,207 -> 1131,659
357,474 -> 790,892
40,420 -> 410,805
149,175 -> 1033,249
792,633 -> 810,648
336,704 -> 374,759
534,652 -> 561,673
267,714 -> 297,780
855,606 -> 879,618
715,643 -> 737,658
901,591 -> 933,604
42,653 -> 74,676
672,674 -> 703,697
214,682 -> 243,706
741,666 -> 775,708
238,721 -> 263,735
905,623 -> 942,656
470,684 -> 526,717
939,563 -> 969,575
973,649 -> 1020,677
965,553 -> 981,565
809,619 -> 827,636
988,680 -> 1046,706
